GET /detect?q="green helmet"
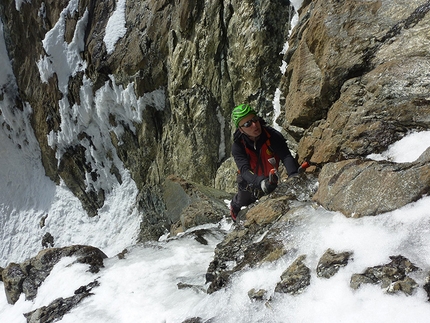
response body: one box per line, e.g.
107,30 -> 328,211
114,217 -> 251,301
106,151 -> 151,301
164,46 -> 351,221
231,104 -> 257,128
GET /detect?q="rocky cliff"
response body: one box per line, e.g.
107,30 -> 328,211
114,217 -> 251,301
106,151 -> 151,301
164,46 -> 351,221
0,0 -> 295,220
1,0 -> 430,321
2,0 -> 428,228
1,0 -> 429,247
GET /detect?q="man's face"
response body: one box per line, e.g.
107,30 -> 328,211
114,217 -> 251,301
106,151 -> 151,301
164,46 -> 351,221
239,114 -> 262,139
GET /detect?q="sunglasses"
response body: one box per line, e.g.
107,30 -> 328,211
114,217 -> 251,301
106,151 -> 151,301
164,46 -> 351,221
240,116 -> 259,128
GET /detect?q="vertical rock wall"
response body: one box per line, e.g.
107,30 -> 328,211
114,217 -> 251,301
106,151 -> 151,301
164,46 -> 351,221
0,0 -> 294,215
282,0 -> 430,163
1,0 -> 429,218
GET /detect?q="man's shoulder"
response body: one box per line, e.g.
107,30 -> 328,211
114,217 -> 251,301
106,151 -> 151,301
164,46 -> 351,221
263,126 -> 284,140
233,129 -> 243,143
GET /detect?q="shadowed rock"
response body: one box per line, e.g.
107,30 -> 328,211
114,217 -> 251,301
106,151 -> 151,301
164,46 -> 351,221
24,280 -> 99,323
1,245 -> 107,304
350,255 -> 419,295
317,249 -> 353,278
275,255 -> 311,295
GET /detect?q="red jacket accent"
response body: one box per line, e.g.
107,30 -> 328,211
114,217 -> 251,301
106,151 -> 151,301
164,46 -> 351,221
232,121 -> 299,188
242,129 -> 280,176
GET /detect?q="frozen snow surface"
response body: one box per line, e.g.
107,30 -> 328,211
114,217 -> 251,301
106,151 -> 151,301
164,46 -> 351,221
104,0 -> 127,54
367,131 -> 430,163
2,197 -> 430,323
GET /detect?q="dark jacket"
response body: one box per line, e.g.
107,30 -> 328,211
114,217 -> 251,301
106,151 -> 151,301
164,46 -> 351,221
232,121 -> 299,188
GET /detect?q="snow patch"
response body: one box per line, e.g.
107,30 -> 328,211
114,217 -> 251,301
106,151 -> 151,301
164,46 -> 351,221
104,0 -> 127,54
367,131 -> 430,163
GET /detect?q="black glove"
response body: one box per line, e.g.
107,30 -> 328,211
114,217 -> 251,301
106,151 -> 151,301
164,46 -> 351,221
260,178 -> 277,194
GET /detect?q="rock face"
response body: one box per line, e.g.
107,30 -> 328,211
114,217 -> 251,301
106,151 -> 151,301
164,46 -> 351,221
0,0 -> 295,218
206,175 -> 318,294
203,179 -> 428,302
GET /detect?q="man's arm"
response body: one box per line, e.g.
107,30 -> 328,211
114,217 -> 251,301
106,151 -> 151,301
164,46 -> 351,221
232,142 -> 265,187
268,129 -> 300,175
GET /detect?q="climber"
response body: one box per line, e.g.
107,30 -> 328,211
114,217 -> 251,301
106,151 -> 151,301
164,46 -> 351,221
229,104 -> 300,222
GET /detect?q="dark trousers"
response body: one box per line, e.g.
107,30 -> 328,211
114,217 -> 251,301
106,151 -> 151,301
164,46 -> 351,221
231,190 -> 256,213
230,174 -> 260,213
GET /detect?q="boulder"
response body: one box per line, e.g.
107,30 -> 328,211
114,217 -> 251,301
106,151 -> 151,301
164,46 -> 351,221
313,149 -> 430,217
206,229 -> 287,294
350,255 -> 419,295
244,196 -> 291,227
137,175 -> 232,242
317,249 -> 353,279
248,288 -> 268,302
2,263 -> 27,305
275,255 -> 311,295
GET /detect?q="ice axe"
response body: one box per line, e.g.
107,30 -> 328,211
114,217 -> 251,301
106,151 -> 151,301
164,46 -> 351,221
267,157 -> 279,185
298,160 -> 311,173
